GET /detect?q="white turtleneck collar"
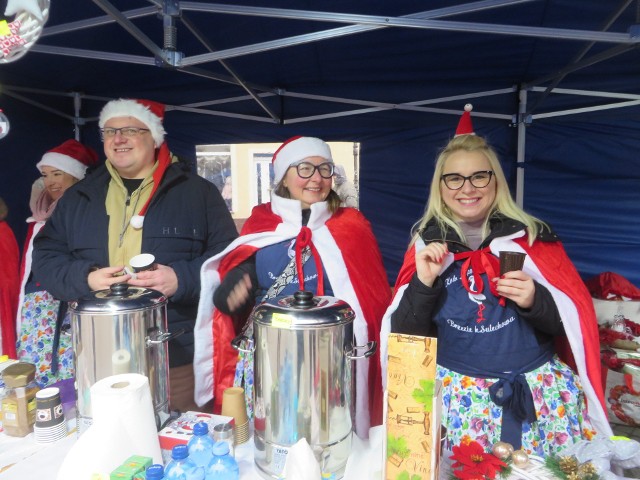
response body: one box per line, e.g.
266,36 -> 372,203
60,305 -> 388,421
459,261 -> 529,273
270,193 -> 332,230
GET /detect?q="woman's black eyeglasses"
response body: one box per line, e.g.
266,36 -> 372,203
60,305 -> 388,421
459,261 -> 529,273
441,170 -> 493,190
292,162 -> 335,179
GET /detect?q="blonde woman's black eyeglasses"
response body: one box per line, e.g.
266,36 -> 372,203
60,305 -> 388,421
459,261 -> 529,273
441,171 -> 493,190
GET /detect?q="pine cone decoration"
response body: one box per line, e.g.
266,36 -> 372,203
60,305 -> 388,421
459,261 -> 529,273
577,461 -> 597,477
558,455 -> 579,474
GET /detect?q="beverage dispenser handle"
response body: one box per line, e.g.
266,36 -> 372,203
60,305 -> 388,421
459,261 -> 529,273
346,340 -> 377,360
146,328 -> 185,345
231,335 -> 255,353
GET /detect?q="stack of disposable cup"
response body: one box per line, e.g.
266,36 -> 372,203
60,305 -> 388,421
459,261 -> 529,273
34,387 -> 67,443
221,387 -> 250,445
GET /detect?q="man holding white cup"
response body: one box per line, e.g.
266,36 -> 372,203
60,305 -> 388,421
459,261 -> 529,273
33,98 -> 238,412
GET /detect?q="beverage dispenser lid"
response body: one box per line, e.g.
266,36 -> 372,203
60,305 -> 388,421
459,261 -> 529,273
251,290 -> 355,327
68,283 -> 167,313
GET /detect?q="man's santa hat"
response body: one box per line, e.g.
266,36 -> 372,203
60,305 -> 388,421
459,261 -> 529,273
99,98 -> 170,229
455,103 -> 475,136
36,139 -> 98,180
99,98 -> 166,147
272,136 -> 333,185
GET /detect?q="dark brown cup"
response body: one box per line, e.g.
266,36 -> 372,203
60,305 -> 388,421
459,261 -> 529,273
499,251 -> 527,275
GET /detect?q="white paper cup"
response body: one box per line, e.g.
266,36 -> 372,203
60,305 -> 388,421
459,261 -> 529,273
130,253 -> 156,273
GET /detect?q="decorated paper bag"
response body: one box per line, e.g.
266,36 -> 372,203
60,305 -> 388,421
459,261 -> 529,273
384,334 -> 442,480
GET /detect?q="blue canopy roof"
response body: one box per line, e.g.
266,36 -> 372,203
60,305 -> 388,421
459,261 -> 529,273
2,0 -> 640,285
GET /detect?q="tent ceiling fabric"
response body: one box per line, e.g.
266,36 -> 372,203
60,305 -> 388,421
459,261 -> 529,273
1,0 -> 640,286
3,0 -> 640,123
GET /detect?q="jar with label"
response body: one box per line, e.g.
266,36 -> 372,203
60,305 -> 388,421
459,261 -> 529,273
1,362 -> 40,437
0,355 -> 19,429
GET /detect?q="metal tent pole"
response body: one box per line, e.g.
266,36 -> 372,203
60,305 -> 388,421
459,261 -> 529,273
73,92 -> 82,141
515,89 -> 528,208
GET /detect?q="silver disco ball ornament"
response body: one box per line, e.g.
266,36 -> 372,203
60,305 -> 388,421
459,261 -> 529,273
0,109 -> 9,139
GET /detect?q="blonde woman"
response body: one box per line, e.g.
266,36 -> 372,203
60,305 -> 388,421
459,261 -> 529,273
380,111 -> 611,457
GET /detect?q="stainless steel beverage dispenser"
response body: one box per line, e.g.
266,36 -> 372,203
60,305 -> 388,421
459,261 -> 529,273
235,290 -> 376,479
69,283 -> 178,433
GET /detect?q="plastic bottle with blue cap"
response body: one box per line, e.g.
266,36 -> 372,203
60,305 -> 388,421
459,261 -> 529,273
165,444 -> 203,479
146,464 -> 165,480
205,441 -> 239,480
187,421 -> 215,468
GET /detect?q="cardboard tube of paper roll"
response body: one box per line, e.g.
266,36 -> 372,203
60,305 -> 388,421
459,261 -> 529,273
112,349 -> 131,375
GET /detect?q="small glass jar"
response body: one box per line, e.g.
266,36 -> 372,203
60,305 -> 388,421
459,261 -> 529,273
1,362 -> 40,437
0,356 -> 18,429
212,421 -> 235,457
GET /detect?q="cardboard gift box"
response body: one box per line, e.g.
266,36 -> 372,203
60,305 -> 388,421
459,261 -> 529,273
595,293 -> 640,427
603,360 -> 640,427
384,334 -> 442,480
594,298 -> 640,350
158,411 -> 233,457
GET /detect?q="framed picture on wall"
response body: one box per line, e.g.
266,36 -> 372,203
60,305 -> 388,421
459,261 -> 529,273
196,145 -> 233,212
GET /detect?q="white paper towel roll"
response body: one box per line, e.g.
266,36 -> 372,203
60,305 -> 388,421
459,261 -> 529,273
56,373 -> 162,480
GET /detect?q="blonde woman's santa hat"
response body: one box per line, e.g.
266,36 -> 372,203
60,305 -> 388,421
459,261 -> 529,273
272,136 -> 333,184
455,104 -> 475,136
36,139 -> 99,180
99,98 -> 166,147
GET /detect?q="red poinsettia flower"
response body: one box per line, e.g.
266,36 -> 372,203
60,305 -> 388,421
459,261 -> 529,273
450,439 -> 508,480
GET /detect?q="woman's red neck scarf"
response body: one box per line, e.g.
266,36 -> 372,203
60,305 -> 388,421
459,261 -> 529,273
453,247 -> 505,309
294,226 -> 324,295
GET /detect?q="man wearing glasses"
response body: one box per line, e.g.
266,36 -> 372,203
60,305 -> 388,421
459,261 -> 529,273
33,98 -> 238,413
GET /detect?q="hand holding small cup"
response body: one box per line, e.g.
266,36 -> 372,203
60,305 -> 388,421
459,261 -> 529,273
496,251 -> 535,309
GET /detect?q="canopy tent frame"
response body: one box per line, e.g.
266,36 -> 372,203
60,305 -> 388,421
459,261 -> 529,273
4,0 -> 638,123
11,0 -> 638,119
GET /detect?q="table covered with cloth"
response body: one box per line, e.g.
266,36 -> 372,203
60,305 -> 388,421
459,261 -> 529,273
0,424 -> 569,480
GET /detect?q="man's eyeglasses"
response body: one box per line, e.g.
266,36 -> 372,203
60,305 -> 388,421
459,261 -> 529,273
100,127 -> 150,139
292,162 -> 335,179
441,170 -> 493,190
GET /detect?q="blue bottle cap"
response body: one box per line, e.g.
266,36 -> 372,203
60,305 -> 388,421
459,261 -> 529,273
172,443 -> 189,460
193,421 -> 209,436
212,440 -> 230,456
146,464 -> 164,479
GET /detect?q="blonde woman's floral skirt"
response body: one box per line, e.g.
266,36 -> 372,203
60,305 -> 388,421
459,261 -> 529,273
436,355 -> 596,456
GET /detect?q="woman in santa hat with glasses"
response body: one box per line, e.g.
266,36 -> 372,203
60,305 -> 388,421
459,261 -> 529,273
380,105 -> 611,457
16,139 -> 98,387
195,136 -> 390,437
